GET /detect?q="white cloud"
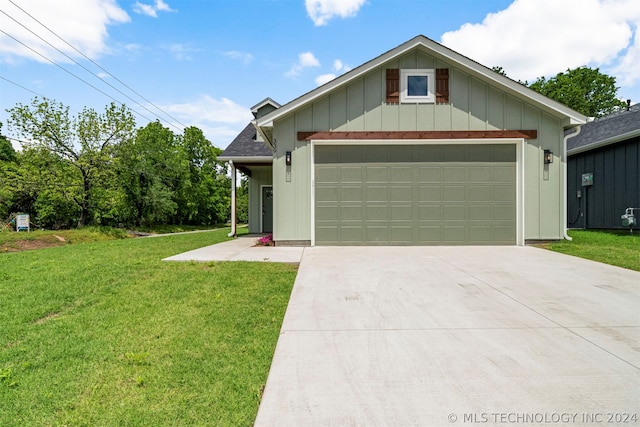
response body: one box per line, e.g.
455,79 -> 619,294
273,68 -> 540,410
0,0 -> 130,63
156,95 -> 253,148
314,58 -> 351,85
133,0 -> 175,18
315,73 -> 336,85
305,0 -> 366,26
441,0 -> 640,88
167,43 -> 198,61
286,51 -> 320,77
222,50 -> 254,65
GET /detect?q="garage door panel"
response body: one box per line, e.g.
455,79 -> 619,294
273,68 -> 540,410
366,166 -> 388,182
365,226 -> 388,242
493,166 -> 517,182
315,144 -> 516,245
468,166 -> 492,181
391,205 -> 413,220
340,166 -> 363,183
366,205 -> 389,220
469,225 -> 493,241
468,205 -> 493,220
339,186 -> 362,202
340,205 -> 363,221
419,205 -> 442,220
443,226 -> 466,242
316,186 -> 338,202
468,185 -> 493,201
316,205 -> 339,221
390,166 -> 413,182
443,186 -> 465,201
419,185 -> 442,201
494,205 -> 516,220
419,167 -> 442,181
493,185 -> 516,202
443,167 -> 466,181
390,185 -> 412,201
366,186 -> 388,202
316,166 -> 339,183
443,205 -> 466,220
390,226 -> 413,243
341,226 -> 363,242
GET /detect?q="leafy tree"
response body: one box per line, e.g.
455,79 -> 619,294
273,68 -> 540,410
116,121 -> 182,226
0,123 -> 17,163
175,126 -> 229,225
528,66 -> 627,117
7,98 -> 136,227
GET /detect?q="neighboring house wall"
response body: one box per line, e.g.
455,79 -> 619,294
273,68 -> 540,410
271,49 -> 565,242
567,136 -> 640,229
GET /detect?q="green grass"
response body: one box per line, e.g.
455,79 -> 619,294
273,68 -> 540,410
0,228 -> 297,426
545,230 -> 640,271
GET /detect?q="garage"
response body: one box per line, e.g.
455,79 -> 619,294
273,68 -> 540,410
314,143 -> 517,245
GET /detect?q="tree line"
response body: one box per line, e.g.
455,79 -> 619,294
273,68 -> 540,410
0,97 -> 247,229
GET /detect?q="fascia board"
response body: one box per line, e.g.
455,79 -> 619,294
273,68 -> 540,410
217,156 -> 272,163
256,35 -> 587,129
568,129 -> 640,155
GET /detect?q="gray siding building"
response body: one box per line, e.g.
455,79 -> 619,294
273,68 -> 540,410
567,104 -> 640,230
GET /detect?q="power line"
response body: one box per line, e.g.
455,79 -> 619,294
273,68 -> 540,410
0,9 -> 185,134
2,1 -> 189,131
0,27 -> 158,125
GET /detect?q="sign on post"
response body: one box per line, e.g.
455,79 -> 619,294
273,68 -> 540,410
16,214 -> 30,232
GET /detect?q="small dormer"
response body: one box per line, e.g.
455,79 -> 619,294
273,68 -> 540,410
251,98 -> 281,119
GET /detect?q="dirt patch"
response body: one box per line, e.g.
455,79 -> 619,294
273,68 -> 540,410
1,239 -> 64,253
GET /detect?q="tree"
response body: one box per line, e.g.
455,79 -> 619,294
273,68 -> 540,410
0,123 -> 17,163
175,126 -> 229,225
116,121 -> 183,226
528,67 -> 627,117
7,98 -> 136,227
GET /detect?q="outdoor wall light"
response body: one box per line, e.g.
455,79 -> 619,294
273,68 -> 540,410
285,151 -> 292,166
544,149 -> 553,164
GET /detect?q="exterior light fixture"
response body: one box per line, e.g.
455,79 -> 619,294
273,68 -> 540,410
285,151 -> 292,165
544,149 -> 553,164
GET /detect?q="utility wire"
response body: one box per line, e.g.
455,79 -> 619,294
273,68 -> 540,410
3,0 -> 188,128
0,28 -> 157,125
2,2 -> 188,131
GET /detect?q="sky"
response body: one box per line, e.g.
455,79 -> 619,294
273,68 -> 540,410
1,0 -> 639,150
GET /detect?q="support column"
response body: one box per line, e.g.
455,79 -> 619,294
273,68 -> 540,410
228,160 -> 237,237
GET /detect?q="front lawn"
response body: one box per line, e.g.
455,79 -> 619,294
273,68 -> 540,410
545,229 -> 640,271
0,228 -> 297,426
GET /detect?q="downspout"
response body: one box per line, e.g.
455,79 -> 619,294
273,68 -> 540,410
228,160 -> 237,238
562,125 -> 581,241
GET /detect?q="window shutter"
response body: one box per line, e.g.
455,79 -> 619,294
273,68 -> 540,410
435,68 -> 449,104
386,69 -> 399,104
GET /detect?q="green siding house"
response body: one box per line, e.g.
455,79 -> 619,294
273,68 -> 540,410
219,35 -> 586,246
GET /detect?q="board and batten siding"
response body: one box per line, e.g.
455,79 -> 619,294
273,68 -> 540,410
271,49 -> 565,243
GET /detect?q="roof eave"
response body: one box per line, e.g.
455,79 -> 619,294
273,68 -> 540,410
255,35 -> 587,130
217,155 -> 273,163
568,129 -> 640,156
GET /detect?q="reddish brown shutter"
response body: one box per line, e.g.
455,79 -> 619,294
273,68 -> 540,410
386,69 -> 399,104
435,68 -> 449,104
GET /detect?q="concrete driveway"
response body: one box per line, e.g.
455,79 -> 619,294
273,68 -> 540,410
254,246 -> 640,426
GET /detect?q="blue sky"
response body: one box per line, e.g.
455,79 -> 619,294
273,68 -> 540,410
1,0 -> 638,149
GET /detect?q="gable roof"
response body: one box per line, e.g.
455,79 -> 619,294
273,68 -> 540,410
255,35 -> 586,143
218,122 -> 272,161
567,103 -> 640,155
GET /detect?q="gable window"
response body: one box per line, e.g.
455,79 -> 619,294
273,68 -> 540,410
386,68 -> 449,104
400,69 -> 435,103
